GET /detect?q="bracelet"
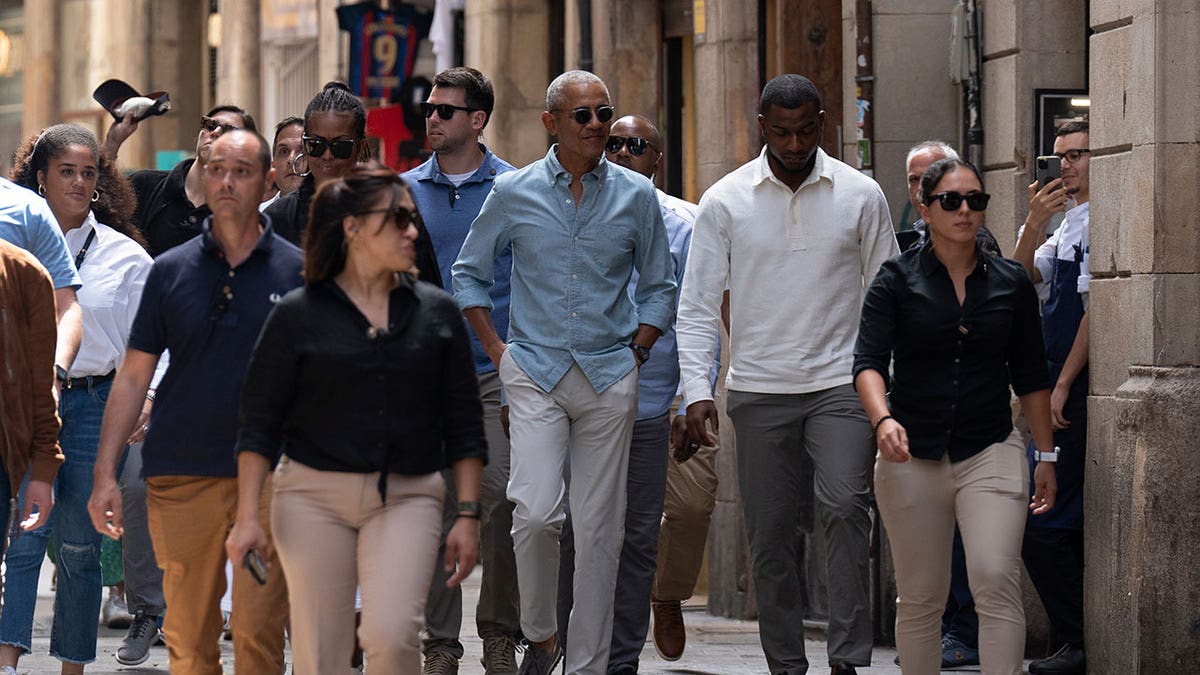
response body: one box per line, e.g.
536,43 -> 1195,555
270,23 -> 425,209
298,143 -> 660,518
146,390 -> 156,402
456,500 -> 481,518
872,415 -> 894,434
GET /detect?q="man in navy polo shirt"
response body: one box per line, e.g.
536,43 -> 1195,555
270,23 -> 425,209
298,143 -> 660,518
88,129 -> 300,675
402,66 -> 520,675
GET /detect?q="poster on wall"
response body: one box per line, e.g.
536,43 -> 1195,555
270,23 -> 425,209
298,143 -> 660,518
336,2 -> 432,102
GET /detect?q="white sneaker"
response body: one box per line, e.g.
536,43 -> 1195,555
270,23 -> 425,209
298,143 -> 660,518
100,586 -> 134,629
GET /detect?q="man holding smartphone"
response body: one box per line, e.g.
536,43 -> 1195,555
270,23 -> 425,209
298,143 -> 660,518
1012,120 -> 1091,675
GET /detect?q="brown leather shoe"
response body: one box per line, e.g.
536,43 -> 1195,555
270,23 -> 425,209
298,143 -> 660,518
651,601 -> 686,661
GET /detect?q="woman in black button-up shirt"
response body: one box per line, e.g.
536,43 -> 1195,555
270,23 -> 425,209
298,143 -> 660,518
853,159 -> 1056,675
227,162 -> 486,674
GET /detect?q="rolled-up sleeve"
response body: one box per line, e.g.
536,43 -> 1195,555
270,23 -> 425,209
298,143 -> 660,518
631,192 -> 677,333
452,181 -> 508,312
236,301 -> 299,463
852,261 -> 900,389
1007,273 -> 1052,395
439,302 -> 488,464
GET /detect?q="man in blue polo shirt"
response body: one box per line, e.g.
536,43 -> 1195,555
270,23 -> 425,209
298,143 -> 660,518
0,177 -> 84,388
402,66 -> 520,675
88,129 -> 300,675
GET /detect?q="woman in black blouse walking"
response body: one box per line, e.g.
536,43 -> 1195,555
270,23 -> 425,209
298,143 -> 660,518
853,158 -> 1057,675
227,162 -> 486,674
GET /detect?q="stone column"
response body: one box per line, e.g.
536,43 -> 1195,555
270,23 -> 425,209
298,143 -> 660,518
1085,0 -> 1200,671
978,0 -> 1087,249
465,0 -> 554,168
21,0 -> 59,139
692,0 -> 759,620
590,0 -> 661,120
217,0 -> 262,117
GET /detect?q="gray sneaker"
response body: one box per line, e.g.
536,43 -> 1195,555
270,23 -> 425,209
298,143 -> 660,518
423,650 -> 460,675
482,635 -> 520,675
116,613 -> 162,666
517,643 -> 561,675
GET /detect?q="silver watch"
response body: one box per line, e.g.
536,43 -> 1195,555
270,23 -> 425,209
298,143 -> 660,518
1034,446 -> 1061,463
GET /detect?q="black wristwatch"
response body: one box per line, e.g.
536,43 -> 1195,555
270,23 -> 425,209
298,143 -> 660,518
54,365 -> 68,382
457,500 -> 481,519
629,343 -> 650,364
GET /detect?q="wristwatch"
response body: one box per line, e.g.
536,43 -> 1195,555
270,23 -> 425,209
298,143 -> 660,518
629,343 -> 650,364
456,500 -> 481,519
1034,446 -> 1061,463
54,365 -> 68,382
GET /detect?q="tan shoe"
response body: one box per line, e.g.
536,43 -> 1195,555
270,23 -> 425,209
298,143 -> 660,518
651,601 -> 686,661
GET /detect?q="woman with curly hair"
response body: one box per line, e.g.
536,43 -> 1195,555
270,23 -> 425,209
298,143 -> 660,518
0,123 -> 154,674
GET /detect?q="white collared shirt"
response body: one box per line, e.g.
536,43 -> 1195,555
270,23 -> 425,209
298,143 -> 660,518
677,147 -> 899,402
1033,200 -> 1090,307
63,213 -> 154,377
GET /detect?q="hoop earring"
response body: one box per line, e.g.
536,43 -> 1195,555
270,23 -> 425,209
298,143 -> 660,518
38,184 -> 46,196
92,190 -> 100,202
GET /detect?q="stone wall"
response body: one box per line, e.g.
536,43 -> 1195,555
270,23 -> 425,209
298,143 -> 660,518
1086,0 -> 1200,671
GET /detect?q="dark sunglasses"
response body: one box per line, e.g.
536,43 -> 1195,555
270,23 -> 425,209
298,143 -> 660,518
926,191 -> 991,212
357,205 -> 417,229
556,105 -> 615,125
420,102 -> 478,120
200,116 -> 240,134
302,135 -> 357,160
605,135 -> 659,156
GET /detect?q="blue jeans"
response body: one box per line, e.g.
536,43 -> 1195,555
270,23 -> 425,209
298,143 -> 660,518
0,379 -> 111,664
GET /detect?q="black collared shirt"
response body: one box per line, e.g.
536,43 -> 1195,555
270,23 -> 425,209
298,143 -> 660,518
128,217 -> 304,477
853,241 -> 1051,462
130,158 -> 211,256
236,276 -> 487,482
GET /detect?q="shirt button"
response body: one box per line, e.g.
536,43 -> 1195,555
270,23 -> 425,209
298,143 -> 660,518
228,270 -> 235,277
454,193 -> 461,200
565,199 -> 572,204
570,312 -> 577,318
954,358 -> 960,363
571,274 -> 577,279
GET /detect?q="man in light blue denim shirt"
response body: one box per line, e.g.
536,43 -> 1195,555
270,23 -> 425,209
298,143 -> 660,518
452,71 -> 675,675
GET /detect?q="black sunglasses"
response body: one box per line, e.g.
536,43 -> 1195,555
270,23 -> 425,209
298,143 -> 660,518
605,135 -> 659,157
556,105 -> 615,125
357,205 -> 417,229
420,102 -> 478,120
926,191 -> 991,212
200,116 -> 239,134
302,134 -> 358,160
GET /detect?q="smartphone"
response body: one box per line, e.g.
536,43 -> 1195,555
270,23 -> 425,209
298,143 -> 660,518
1035,155 -> 1062,188
244,550 -> 268,585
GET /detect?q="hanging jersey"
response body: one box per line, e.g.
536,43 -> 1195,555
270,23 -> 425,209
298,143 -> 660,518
336,2 -> 432,101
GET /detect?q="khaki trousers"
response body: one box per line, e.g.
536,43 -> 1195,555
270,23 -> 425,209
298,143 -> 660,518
271,456 -> 444,675
145,475 -> 289,675
652,441 -> 717,603
875,430 -> 1030,675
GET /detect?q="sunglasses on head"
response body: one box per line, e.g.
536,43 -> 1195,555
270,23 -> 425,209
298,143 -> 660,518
605,135 -> 659,156
420,102 -> 478,120
926,191 -> 991,212
201,116 -> 240,134
357,204 -> 417,229
557,105 -> 615,126
302,135 -> 357,160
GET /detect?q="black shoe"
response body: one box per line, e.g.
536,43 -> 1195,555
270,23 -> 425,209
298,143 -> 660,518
517,642 -> 562,675
941,635 -> 980,668
830,665 -> 857,675
1028,643 -> 1086,675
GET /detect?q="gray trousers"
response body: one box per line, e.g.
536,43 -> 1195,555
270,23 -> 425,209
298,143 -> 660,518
424,371 -> 521,656
502,353 -> 638,675
558,413 -> 671,673
726,385 -> 874,674
119,441 -> 166,616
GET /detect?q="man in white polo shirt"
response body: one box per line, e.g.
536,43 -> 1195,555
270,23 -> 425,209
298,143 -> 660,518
675,73 -> 898,675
